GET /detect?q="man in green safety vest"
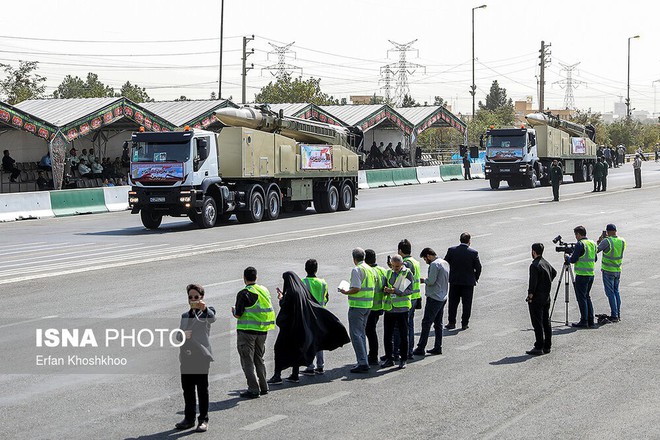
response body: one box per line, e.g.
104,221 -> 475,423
339,248 -> 375,374
566,226 -> 598,328
381,254 -> 414,370
597,224 -> 626,322
395,239 -> 421,360
365,249 -> 388,365
232,266 -> 276,398
301,258 -> 329,375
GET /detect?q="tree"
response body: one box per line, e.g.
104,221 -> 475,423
53,73 -> 114,99
479,80 -> 513,111
607,120 -> 638,149
433,96 -> 446,107
118,81 -> 152,103
369,93 -> 384,105
570,109 -> 609,145
466,106 -> 516,145
174,95 -> 189,102
0,61 -> 46,104
401,94 -> 419,108
210,91 -> 216,100
254,73 -> 338,105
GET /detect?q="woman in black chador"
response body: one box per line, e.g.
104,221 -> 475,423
267,271 -> 350,384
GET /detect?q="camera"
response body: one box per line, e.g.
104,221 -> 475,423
553,235 -> 576,254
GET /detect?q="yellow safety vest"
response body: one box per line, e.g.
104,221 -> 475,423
236,284 -> 275,331
575,239 -> 596,276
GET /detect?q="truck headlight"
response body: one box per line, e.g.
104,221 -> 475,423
179,196 -> 192,203
129,197 -> 139,204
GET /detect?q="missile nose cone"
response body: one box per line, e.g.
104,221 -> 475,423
525,113 -> 548,126
214,107 -> 262,128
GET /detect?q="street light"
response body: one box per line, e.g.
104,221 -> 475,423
471,4 -> 487,119
218,0 -> 225,100
626,35 -> 640,120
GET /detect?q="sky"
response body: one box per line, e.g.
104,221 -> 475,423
1,0 -> 659,116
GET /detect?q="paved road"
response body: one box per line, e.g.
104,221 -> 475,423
0,162 -> 658,439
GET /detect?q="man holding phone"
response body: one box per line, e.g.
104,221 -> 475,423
176,284 -> 216,432
597,224 -> 626,322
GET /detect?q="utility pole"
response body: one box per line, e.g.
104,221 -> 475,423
241,35 -> 254,104
218,0 -> 224,99
626,35 -> 640,120
538,40 -> 551,112
471,4 -> 487,118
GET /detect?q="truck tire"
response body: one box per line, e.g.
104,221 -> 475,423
237,191 -> 264,223
265,190 -> 281,221
338,183 -> 353,211
489,178 -> 500,190
317,185 -> 339,213
196,196 -> 218,228
141,209 -> 162,230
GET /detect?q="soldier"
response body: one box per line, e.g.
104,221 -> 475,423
592,158 -> 605,192
550,160 -> 563,201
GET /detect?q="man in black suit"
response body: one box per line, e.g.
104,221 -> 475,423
525,243 -> 556,356
444,232 -> 482,330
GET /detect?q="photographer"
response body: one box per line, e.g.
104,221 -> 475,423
565,226 -> 597,328
526,243 -> 557,355
597,224 -> 626,322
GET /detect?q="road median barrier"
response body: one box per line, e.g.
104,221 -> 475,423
470,163 -> 485,179
0,191 -> 54,222
392,168 -> 419,186
103,186 -> 130,212
365,169 -> 396,188
440,164 -> 464,181
416,166 -> 442,184
358,170 -> 369,189
50,188 -> 108,216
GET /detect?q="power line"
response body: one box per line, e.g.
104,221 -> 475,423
387,39 -> 425,106
0,34 -> 243,44
553,62 -> 585,110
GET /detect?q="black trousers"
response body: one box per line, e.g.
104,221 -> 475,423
447,284 -> 474,326
366,310 -> 383,361
552,183 -> 559,200
528,300 -> 551,350
181,373 -> 209,423
383,312 -> 408,360
464,166 -> 471,180
634,168 -> 642,188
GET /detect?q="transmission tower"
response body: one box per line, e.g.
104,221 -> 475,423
379,64 -> 395,103
554,62 -> 585,110
262,42 -> 302,79
387,40 -> 425,106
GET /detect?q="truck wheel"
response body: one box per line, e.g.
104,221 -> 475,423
574,163 -> 587,183
265,190 -> 280,221
338,183 -> 353,211
237,191 -> 264,223
489,178 -> 500,190
196,196 -> 218,228
313,191 -> 325,213
141,209 -> 162,229
320,186 -> 339,213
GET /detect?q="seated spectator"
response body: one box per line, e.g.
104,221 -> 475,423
395,141 -> 406,157
91,159 -> 104,177
38,152 -> 52,171
36,170 -> 54,190
87,148 -> 97,165
117,177 -> 128,186
67,147 -> 80,170
102,178 -> 114,187
78,159 -> 93,178
2,149 -> 21,182
80,148 -> 88,163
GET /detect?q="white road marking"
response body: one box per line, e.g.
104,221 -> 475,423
0,315 -> 58,329
309,391 -> 351,406
204,278 -> 244,287
650,275 -> 660,280
370,370 -> 402,383
542,219 -> 567,226
503,258 -> 530,266
0,242 -> 47,250
472,233 -> 493,238
456,341 -> 483,351
628,281 -> 644,287
240,415 -> 288,431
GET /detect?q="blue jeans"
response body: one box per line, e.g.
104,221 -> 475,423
574,275 -> 594,324
348,308 -> 370,367
416,297 -> 446,351
602,271 -> 621,318
307,351 -> 324,370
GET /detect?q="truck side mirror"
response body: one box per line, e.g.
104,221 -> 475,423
479,134 -> 484,148
197,138 -> 209,161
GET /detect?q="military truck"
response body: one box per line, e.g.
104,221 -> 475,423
482,112 -> 597,189
128,105 -> 361,229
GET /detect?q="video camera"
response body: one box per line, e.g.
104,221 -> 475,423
553,235 -> 576,254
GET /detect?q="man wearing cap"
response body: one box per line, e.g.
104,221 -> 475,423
597,225 -> 626,322
633,154 -> 642,188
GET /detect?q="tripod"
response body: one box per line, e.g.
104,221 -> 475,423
550,260 -> 575,326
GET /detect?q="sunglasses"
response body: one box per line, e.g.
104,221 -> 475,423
188,295 -> 201,300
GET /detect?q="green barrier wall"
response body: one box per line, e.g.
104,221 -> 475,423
365,169 -> 396,187
50,188 -> 108,216
440,164 -> 464,181
392,168 -> 419,185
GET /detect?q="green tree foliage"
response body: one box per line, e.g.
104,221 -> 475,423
118,81 -> 152,103
0,61 -> 46,104
401,94 -> 419,108
210,91 -> 216,100
174,96 -> 189,102
570,109 -> 609,145
607,120 -> 638,149
635,123 -> 660,150
369,93 -> 384,105
53,73 -> 114,99
479,80 -> 513,111
416,127 -> 464,152
254,73 -> 338,105
433,96 -> 446,107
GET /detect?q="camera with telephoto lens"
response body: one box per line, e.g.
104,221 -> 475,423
553,235 -> 576,254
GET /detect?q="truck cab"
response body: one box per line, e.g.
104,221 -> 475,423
482,127 -> 541,189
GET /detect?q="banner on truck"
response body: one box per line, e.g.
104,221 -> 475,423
571,137 -> 586,154
131,163 -> 184,182
301,144 -> 333,170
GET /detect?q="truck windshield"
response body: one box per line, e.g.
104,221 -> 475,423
487,135 -> 525,149
132,142 -> 190,163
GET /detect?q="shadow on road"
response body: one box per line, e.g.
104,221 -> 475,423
124,427 -> 198,439
489,355 -> 532,365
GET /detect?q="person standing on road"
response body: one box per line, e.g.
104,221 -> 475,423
603,146 -> 612,168
397,239 -> 422,360
593,158 -> 604,192
601,158 -> 609,191
633,154 -> 642,188
463,153 -> 472,180
302,259 -> 328,375
365,249 -> 387,366
654,144 -> 659,162
444,233 -> 482,330
550,160 -> 563,201
233,267 -> 275,398
339,248 -> 375,373
525,244 -> 557,356
413,248 -> 449,356
176,283 -> 216,433
381,255 -> 413,370
597,224 -> 626,322
566,226 -> 597,328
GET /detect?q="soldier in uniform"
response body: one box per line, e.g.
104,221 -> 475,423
550,160 -> 563,201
